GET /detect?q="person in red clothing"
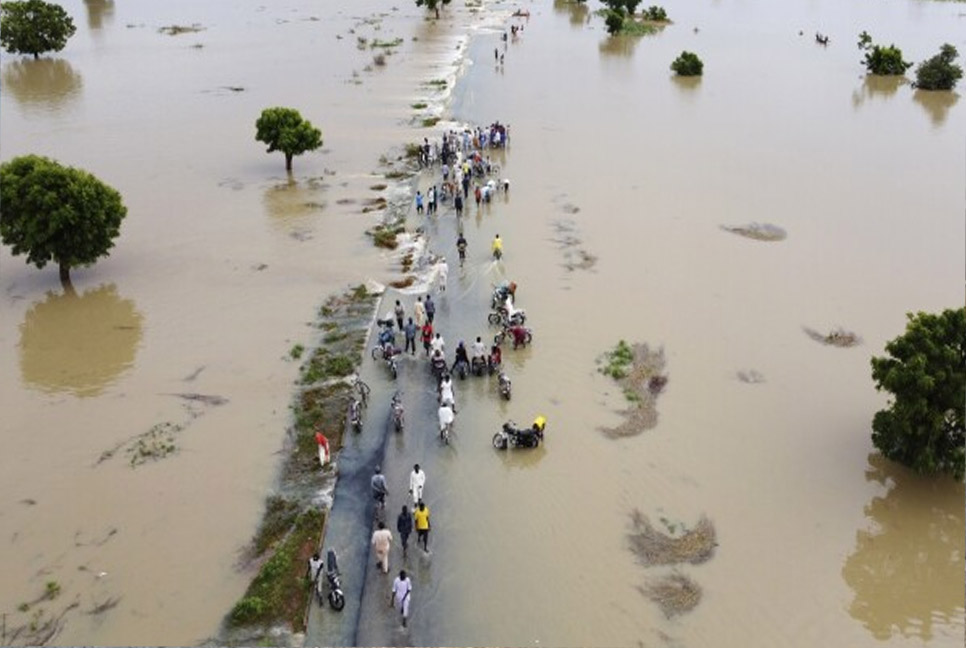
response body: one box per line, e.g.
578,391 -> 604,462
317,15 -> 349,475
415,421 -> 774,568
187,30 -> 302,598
421,321 -> 434,356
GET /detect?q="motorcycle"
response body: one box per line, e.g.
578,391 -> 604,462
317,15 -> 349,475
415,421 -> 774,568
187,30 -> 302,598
371,342 -> 399,379
390,391 -> 404,433
488,308 -> 526,327
492,419 -> 545,450
438,404 -> 455,444
452,358 -> 469,380
317,548 -> 345,611
498,370 -> 511,400
491,281 -> 517,309
430,354 -> 449,384
348,396 -> 364,433
470,356 -> 487,377
494,324 -> 533,349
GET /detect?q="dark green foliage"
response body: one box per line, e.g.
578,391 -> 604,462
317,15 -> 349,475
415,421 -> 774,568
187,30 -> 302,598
255,107 -> 323,172
856,32 -> 912,76
0,0 -> 75,58
915,44 -> 963,91
604,10 -> 624,35
870,309 -> 965,480
600,340 -> 635,379
415,0 -> 451,17
671,51 -> 703,76
0,155 -> 127,283
642,5 -> 667,20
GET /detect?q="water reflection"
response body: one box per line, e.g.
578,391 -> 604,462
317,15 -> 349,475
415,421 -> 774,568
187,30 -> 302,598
850,75 -> 904,110
841,454 -> 965,641
913,89 -> 959,128
84,0 -> 114,30
1,58 -> 83,112
552,0 -> 589,28
19,284 -> 144,397
598,34 -> 640,58
672,75 -> 701,93
262,176 -> 327,239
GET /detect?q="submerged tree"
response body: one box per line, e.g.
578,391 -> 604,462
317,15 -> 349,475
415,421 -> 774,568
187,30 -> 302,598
870,309 -> 965,480
0,0 -> 76,58
671,51 -> 703,76
915,44 -> 963,91
0,155 -> 127,286
415,0 -> 451,19
857,31 -> 912,76
255,107 -> 323,172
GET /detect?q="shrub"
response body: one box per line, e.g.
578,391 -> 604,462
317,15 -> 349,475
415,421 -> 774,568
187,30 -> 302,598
671,51 -> 703,76
915,44 -> 962,91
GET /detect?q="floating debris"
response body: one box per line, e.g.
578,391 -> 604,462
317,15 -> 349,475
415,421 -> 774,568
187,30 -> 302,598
803,326 -> 862,347
720,222 -> 787,241
737,369 -> 765,383
640,571 -> 702,617
628,510 -> 717,566
158,24 -> 205,36
167,393 -> 229,406
599,342 -> 668,438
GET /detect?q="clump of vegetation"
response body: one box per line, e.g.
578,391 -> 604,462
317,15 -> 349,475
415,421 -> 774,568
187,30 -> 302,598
425,78 -> 447,88
44,581 -> 61,600
158,23 -> 204,35
421,116 -> 441,128
641,571 -> 702,617
228,508 -> 324,630
250,496 -> 301,556
857,31 -> 912,76
404,142 -> 422,158
369,222 -> 406,249
371,37 -> 403,48
914,43 -> 962,91
871,308 -> 965,480
373,53 -> 387,66
389,276 -> 417,289
300,349 -> 357,384
671,51 -> 703,76
720,222 -> 786,241
127,422 -> 181,467
410,102 -> 428,110
0,0 -> 76,58
599,340 -> 635,379
628,510 -> 717,566
642,5 -> 668,21
289,344 -> 305,360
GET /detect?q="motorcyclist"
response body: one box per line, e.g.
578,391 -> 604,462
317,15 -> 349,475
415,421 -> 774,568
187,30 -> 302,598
430,348 -> 447,379
508,324 -> 529,349
456,234 -> 467,265
452,341 -> 469,373
438,403 -> 455,437
438,374 -> 456,411
471,336 -> 487,363
488,344 -> 502,372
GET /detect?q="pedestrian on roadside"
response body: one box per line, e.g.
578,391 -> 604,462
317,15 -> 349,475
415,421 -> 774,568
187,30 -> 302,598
425,294 -> 436,324
371,465 -> 389,508
413,296 -> 426,328
409,464 -> 426,504
474,184 -> 482,208
403,317 -> 417,355
390,569 -> 413,628
421,321 -> 434,356
413,500 -> 431,552
371,521 -> 393,574
415,190 -> 424,214
454,192 -> 463,218
396,505 -> 413,557
307,552 -> 324,584
394,299 -> 405,331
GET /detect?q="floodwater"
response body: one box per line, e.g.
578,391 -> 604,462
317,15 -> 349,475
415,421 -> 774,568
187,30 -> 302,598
1,0 -> 963,646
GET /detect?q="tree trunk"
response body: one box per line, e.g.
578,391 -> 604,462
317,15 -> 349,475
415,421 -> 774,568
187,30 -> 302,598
285,153 -> 293,171
59,263 -> 75,295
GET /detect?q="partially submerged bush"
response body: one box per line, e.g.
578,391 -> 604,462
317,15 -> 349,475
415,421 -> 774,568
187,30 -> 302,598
915,43 -> 962,91
671,51 -> 703,76
857,31 -> 911,76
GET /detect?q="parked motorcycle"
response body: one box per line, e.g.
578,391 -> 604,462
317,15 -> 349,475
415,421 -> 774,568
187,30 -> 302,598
430,355 -> 448,384
390,391 -> 404,433
498,370 -> 512,400
492,418 -> 545,450
452,358 -> 469,380
317,548 -> 345,610
491,281 -> 517,309
470,356 -> 487,377
488,308 -> 526,327
348,395 -> 364,433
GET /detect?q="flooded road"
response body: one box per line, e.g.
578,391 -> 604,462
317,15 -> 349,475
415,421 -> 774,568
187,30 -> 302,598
1,0 -> 963,645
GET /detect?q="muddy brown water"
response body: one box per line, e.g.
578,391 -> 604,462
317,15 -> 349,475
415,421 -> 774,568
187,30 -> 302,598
1,0 -> 963,645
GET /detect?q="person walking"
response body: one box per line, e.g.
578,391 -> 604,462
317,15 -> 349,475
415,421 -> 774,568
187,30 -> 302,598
413,296 -> 427,328
409,464 -> 426,504
420,321 -> 434,356
425,294 -> 436,324
403,317 -> 417,355
396,505 -> 413,558
413,501 -> 431,553
390,569 -> 413,628
415,190 -> 424,214
394,299 -> 405,331
371,466 -> 389,509
371,521 -> 393,574
454,192 -> 463,218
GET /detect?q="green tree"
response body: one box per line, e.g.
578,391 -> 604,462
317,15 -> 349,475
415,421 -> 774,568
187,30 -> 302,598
604,9 -> 624,35
415,0 -> 451,19
870,309 -> 965,480
255,107 -> 323,172
671,51 -> 703,76
643,5 -> 668,21
0,155 -> 127,286
857,32 -> 912,76
0,0 -> 76,59
915,44 -> 963,91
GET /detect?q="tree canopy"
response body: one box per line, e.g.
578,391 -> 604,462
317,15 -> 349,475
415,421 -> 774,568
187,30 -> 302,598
254,107 -> 323,172
671,51 -> 703,76
915,44 -> 963,91
857,31 -> 912,76
0,155 -> 127,285
870,309 -> 965,480
0,0 -> 76,58
415,0 -> 451,19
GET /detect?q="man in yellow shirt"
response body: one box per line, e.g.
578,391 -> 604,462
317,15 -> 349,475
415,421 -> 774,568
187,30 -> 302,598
413,501 -> 431,553
491,233 -> 503,259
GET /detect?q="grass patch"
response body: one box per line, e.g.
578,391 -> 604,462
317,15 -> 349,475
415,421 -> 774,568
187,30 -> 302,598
289,344 -> 305,360
410,102 -> 428,110
640,571 -> 701,618
621,20 -> 660,35
425,78 -> 447,88
370,222 -> 406,250
251,496 -> 300,556
404,142 -> 422,158
228,508 -> 324,631
421,116 -> 441,128
300,349 -> 358,384
628,510 -> 717,566
159,23 -> 205,35
384,170 -> 409,180
389,276 -> 417,289
371,37 -> 403,48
